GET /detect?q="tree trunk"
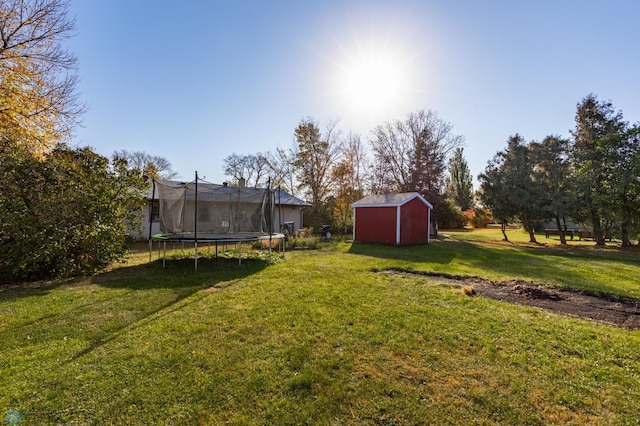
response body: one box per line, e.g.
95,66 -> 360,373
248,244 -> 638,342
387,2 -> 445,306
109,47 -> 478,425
501,221 -> 509,242
621,220 -> 632,247
555,216 -> 566,245
431,219 -> 438,237
592,212 -> 606,246
523,217 -> 537,243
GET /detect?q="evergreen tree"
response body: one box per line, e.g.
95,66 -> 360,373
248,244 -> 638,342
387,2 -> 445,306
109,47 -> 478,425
529,136 -> 573,244
445,147 -> 474,210
570,94 -> 628,246
478,154 -> 516,241
479,135 -> 545,242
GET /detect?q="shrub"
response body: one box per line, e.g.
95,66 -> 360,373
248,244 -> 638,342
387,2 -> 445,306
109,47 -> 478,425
436,198 -> 467,229
470,207 -> 493,228
0,145 -> 146,282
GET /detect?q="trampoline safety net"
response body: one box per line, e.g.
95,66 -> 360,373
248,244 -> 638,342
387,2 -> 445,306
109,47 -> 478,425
153,180 -> 274,238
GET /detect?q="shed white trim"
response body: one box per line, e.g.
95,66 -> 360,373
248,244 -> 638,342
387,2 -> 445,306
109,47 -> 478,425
351,192 -> 433,209
396,206 -> 401,245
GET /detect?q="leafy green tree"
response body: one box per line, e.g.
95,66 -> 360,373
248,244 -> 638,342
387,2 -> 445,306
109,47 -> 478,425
479,134 -> 545,242
445,147 -> 473,210
529,135 -> 573,244
609,124 -> 640,246
570,94 -> 629,246
478,152 -> 517,241
436,198 -> 467,229
0,144 -> 146,282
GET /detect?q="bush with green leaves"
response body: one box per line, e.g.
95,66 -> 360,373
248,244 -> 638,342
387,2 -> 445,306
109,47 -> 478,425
435,198 -> 467,229
0,144 -> 147,282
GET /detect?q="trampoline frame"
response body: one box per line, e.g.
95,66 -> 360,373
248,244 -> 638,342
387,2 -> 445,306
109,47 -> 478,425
151,233 -> 285,268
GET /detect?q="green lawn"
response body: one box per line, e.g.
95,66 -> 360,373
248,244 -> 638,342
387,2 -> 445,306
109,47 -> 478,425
1,229 -> 639,424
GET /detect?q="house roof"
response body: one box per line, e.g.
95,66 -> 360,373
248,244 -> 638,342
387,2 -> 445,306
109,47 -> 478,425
352,192 -> 433,209
146,180 -> 310,207
274,189 -> 311,207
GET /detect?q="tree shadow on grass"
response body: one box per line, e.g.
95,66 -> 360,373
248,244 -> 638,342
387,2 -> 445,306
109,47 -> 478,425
347,238 -> 640,299
94,255 -> 271,289
346,239 -> 458,264
0,255 -> 272,363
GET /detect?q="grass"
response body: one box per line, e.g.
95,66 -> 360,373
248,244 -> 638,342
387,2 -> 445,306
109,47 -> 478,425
1,229 -> 639,424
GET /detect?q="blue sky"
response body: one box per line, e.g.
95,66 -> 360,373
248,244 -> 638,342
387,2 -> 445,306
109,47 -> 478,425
68,0 -> 640,187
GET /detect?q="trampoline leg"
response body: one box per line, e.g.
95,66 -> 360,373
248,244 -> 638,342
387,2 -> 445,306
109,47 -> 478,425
162,241 -> 167,268
239,241 -> 242,265
195,241 -> 198,271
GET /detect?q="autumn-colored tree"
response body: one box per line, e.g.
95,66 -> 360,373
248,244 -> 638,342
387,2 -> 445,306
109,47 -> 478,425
331,133 -> 366,233
292,119 -> 342,228
0,0 -> 85,153
293,119 -> 342,205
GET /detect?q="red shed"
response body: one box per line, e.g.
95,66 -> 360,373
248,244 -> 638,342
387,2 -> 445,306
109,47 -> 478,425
352,192 -> 433,245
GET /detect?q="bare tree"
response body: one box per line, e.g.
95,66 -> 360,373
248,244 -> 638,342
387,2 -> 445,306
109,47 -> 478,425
222,152 -> 269,187
370,110 -> 464,232
266,146 -> 298,196
251,153 -> 269,187
0,0 -> 85,152
223,153 -> 251,184
112,150 -> 178,180
369,119 -> 415,192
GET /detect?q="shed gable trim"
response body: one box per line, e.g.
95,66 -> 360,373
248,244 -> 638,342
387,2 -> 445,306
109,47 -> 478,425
352,192 -> 433,209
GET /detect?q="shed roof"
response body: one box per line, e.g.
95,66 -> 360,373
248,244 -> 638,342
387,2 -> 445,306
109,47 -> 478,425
352,192 -> 433,209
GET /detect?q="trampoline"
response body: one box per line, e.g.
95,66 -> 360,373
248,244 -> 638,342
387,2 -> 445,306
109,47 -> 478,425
148,173 -> 284,269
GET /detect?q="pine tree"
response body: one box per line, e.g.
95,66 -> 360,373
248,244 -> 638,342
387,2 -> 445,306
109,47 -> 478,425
445,147 -> 473,210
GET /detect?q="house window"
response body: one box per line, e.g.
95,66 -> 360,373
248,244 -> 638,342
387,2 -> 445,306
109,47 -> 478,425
198,205 -> 210,222
150,201 -> 160,222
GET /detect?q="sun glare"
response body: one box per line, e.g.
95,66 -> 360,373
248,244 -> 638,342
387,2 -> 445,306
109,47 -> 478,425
342,53 -> 404,113
326,32 -> 422,130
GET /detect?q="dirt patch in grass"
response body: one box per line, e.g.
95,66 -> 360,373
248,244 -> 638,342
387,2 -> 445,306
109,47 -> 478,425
381,269 -> 640,329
